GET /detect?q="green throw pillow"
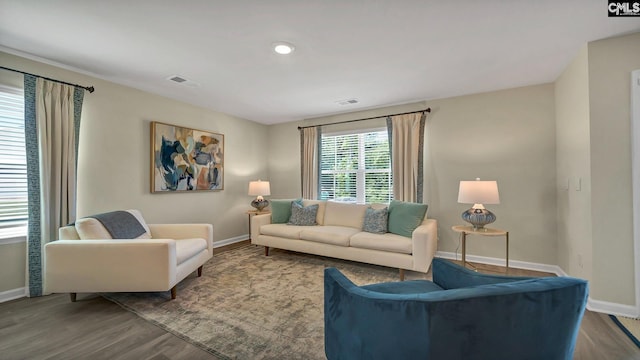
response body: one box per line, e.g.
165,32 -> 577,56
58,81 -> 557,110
270,198 -> 303,224
387,200 -> 428,238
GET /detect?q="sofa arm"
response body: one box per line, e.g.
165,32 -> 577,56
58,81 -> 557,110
251,214 -> 272,244
411,219 -> 438,273
44,239 -> 177,293
324,267 -> 432,359
148,224 -> 213,255
432,258 -> 533,289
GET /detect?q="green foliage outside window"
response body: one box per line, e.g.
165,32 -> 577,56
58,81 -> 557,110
320,130 -> 392,204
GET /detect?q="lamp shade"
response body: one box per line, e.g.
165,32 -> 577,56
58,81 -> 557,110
458,179 -> 500,205
248,180 -> 271,196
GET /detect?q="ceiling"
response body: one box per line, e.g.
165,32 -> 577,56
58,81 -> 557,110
1,1 -> 639,125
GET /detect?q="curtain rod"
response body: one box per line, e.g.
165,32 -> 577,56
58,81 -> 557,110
297,108 -> 430,130
0,66 -> 95,93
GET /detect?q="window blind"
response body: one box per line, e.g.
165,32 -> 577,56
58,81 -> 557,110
0,86 -> 27,239
320,130 -> 392,204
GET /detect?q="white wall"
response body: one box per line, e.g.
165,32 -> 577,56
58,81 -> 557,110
0,242 -> 26,293
428,84 -> 557,265
555,45 -> 593,281
588,32 -> 640,305
267,120 -> 303,198
0,51 -> 270,292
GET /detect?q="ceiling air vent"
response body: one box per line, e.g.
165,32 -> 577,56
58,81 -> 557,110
166,75 -> 200,87
336,98 -> 359,106
169,76 -> 187,83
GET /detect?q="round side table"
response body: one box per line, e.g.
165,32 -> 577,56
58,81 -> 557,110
451,225 -> 509,270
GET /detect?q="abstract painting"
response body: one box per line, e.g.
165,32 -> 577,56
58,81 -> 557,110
151,121 -> 224,192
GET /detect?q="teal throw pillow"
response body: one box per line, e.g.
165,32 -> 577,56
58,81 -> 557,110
363,207 -> 388,234
270,198 -> 303,224
288,202 -> 319,226
387,200 -> 428,238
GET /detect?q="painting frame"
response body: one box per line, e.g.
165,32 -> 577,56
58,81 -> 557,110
151,121 -> 224,193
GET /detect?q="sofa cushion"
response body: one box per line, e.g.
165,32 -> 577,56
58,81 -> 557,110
288,202 -> 319,226
303,199 -> 327,225
75,209 -> 152,240
363,207 -> 388,234
323,202 -> 367,229
260,224 -> 304,239
300,226 -> 360,246
175,238 -> 207,265
349,232 -> 413,254
387,200 -> 428,238
271,198 -> 303,224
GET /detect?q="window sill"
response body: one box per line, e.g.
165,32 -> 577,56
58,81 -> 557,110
0,236 -> 27,245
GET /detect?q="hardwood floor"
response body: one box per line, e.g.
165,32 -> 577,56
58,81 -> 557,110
576,310 -> 640,360
0,293 -> 218,360
1,244 -> 638,359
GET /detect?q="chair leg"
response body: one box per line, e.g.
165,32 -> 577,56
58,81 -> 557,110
197,265 -> 203,277
399,269 -> 405,281
70,293 -> 77,302
264,246 -> 269,256
170,286 -> 177,300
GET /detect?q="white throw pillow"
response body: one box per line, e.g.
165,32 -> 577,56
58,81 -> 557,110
75,209 -> 152,240
127,209 -> 152,238
74,217 -> 111,239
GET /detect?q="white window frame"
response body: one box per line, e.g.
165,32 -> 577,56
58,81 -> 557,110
0,84 -> 27,243
320,127 -> 392,204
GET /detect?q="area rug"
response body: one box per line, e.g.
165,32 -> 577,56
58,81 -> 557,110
103,244 -> 430,360
610,315 -> 640,349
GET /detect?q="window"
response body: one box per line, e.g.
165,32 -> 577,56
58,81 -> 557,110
0,86 -> 27,239
320,128 -> 392,204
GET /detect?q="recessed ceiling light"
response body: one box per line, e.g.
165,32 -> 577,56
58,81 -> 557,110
273,42 -> 295,55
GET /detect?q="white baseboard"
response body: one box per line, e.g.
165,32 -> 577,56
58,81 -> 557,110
435,251 -> 565,276
435,251 -> 640,318
0,287 -> 26,303
587,298 -> 640,318
212,234 -> 249,249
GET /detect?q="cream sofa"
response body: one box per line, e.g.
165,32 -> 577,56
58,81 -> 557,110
45,223 -> 213,301
251,200 -> 438,279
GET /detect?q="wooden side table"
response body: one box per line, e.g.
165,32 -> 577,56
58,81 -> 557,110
247,210 -> 270,240
451,225 -> 509,270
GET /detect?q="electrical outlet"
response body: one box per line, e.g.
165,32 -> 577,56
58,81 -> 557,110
578,254 -> 583,268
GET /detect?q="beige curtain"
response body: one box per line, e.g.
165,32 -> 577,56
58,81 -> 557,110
300,127 -> 319,199
387,112 -> 426,202
25,75 -> 84,297
36,78 -> 78,241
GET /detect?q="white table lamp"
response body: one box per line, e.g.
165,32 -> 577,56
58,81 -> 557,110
248,180 -> 271,212
458,178 -> 500,230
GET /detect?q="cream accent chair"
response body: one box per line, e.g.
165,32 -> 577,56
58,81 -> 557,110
45,223 -> 213,301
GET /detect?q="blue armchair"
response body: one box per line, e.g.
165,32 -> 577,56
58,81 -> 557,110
324,258 -> 588,360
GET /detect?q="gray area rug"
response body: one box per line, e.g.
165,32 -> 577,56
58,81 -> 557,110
103,244 -> 431,359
